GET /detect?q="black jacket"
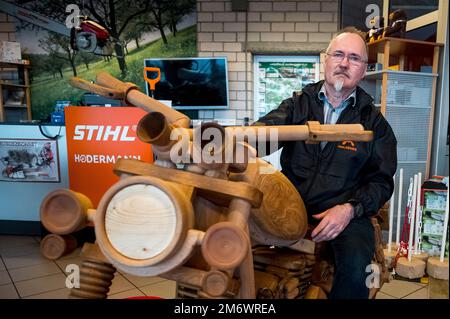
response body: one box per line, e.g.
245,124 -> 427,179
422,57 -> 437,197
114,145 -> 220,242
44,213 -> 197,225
254,81 -> 397,222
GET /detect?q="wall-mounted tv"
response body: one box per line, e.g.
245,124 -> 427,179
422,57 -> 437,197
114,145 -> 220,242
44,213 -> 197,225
144,57 -> 229,110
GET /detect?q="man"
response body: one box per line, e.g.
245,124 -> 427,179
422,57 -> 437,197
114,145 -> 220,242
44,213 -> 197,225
254,27 -> 397,299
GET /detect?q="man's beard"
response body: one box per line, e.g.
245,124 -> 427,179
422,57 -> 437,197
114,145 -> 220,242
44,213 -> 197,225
334,79 -> 344,92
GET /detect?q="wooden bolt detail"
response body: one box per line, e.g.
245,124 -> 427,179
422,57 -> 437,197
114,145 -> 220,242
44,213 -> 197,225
69,259 -> 116,299
201,221 -> 248,270
201,270 -> 230,297
40,234 -> 77,260
306,121 -> 321,144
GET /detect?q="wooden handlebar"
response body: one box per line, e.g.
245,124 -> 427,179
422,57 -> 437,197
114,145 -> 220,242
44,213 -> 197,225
69,71 -> 190,128
95,71 -> 132,90
225,123 -> 373,142
69,77 -> 125,100
70,72 -> 374,137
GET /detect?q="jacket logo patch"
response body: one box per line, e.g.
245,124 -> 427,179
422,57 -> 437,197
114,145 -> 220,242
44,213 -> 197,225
337,140 -> 357,152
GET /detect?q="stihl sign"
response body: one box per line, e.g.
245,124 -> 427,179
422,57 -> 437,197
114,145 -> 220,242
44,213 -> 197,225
73,125 -> 136,141
65,106 -> 152,206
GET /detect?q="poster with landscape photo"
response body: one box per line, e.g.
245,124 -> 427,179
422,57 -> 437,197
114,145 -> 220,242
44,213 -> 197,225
9,0 -> 196,121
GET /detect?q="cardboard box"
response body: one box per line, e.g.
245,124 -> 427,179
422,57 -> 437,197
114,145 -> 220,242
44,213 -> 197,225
0,41 -> 22,63
420,187 -> 448,257
422,214 -> 445,236
421,234 -> 448,257
424,191 -> 447,211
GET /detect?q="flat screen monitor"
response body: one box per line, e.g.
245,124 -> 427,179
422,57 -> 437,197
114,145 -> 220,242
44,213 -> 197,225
144,57 -> 229,110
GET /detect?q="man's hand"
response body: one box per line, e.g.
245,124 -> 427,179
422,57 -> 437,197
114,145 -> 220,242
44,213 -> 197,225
311,203 -> 355,242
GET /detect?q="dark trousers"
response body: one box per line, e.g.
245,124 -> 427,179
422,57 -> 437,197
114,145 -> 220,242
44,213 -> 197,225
328,217 -> 375,299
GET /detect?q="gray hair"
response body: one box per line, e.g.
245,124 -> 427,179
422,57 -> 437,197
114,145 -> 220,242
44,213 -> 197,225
326,26 -> 368,58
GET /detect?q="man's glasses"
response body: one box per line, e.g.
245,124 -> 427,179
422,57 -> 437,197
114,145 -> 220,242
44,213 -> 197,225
327,51 -> 368,65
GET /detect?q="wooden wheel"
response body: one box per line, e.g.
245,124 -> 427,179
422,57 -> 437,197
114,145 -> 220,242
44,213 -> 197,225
95,175 -> 195,271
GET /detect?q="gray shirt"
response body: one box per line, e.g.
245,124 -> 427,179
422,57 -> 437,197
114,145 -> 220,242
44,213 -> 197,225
318,84 -> 356,148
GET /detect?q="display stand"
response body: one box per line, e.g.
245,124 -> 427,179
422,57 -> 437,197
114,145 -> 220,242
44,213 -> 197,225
0,60 -> 31,122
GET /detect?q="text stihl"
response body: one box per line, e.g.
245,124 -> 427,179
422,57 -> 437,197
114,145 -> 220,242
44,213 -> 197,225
73,125 -> 136,141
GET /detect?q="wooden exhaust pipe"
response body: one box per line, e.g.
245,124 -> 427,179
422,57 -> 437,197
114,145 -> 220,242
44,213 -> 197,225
137,111 -> 175,146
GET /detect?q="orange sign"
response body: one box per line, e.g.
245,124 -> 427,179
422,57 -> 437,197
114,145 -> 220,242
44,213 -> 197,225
65,107 -> 153,206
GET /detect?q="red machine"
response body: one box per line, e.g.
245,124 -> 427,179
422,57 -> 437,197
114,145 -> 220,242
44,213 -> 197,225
0,0 -> 121,57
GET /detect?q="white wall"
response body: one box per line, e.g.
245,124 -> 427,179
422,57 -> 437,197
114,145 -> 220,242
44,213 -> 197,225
0,125 -> 69,221
197,0 -> 339,123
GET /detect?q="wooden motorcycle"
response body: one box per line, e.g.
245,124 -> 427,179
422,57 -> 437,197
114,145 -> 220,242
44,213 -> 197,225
40,72 -> 387,299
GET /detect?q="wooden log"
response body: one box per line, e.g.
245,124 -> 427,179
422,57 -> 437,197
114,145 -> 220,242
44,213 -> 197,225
427,257 -> 449,280
253,248 -> 308,271
40,234 -> 78,260
174,274 -> 240,299
304,284 -> 327,299
160,266 -> 235,297
396,257 -> 426,279
254,270 -> 279,298
412,252 -> 429,263
284,277 -> 300,292
40,189 -> 95,235
286,288 -> 299,299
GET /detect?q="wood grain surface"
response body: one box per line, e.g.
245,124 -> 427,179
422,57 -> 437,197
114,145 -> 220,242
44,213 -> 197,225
105,184 -> 177,260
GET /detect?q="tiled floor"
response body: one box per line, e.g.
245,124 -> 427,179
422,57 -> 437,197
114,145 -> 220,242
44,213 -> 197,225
376,278 -> 429,299
376,268 -> 449,299
0,235 -> 448,299
0,235 -> 176,299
